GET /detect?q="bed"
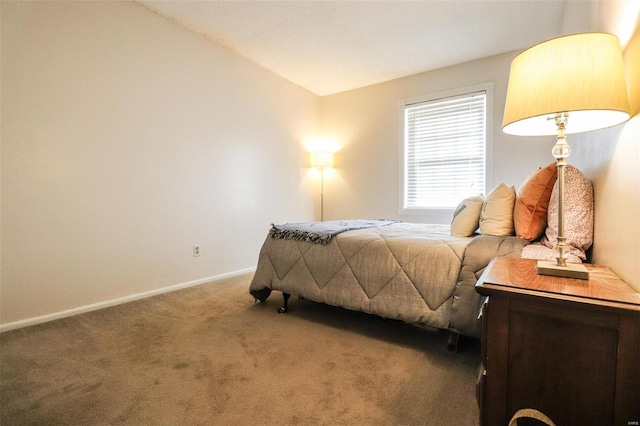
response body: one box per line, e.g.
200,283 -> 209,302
249,221 -> 528,341
248,164 -> 594,349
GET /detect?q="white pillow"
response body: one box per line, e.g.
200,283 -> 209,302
451,195 -> 484,237
479,183 -> 516,236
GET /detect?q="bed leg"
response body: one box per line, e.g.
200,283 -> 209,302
278,292 -> 291,314
447,331 -> 460,353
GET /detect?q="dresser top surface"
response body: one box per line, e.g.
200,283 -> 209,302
476,257 -> 640,309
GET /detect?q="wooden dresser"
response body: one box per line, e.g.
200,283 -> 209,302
475,257 -> 640,426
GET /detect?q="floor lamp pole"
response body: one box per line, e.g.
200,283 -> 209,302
311,150 -> 332,222
320,168 -> 325,222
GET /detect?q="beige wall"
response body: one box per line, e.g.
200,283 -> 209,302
1,1 -> 320,327
571,26 -> 640,291
321,21 -> 639,291
2,1 -> 638,329
321,52 -> 553,224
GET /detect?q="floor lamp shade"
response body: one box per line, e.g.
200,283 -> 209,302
311,151 -> 334,169
503,32 -> 630,136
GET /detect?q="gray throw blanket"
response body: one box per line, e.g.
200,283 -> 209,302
269,219 -> 396,245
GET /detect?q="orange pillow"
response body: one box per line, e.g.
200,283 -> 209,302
513,163 -> 557,241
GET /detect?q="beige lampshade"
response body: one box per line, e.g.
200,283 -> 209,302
503,33 -> 630,136
311,151 -> 333,168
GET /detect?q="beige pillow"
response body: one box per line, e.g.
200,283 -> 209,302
479,183 -> 516,236
451,195 -> 484,237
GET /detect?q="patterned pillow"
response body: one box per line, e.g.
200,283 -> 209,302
479,183 -> 516,236
450,194 -> 484,237
541,165 -> 593,260
521,242 -> 584,264
514,163 -> 557,241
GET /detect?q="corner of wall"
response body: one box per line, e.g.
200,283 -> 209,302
580,24 -> 640,292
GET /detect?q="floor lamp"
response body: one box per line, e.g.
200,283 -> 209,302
503,32 -> 630,279
311,151 -> 333,221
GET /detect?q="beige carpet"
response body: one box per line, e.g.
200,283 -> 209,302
1,273 -> 480,425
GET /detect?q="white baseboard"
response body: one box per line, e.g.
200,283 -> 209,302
0,267 -> 256,333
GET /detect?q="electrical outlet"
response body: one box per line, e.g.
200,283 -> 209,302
193,244 -> 201,257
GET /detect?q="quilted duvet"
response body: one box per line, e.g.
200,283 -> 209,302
249,222 -> 528,338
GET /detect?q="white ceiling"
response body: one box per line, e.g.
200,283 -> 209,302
137,1 -> 638,96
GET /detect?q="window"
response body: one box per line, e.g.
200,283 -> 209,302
400,84 -> 493,216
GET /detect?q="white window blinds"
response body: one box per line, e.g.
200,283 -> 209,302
404,91 -> 486,209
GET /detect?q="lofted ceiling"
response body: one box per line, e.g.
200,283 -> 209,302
137,1 -> 639,96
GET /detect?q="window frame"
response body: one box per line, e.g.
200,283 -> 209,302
398,83 -> 494,221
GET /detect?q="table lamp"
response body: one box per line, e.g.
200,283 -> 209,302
503,32 -> 630,279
